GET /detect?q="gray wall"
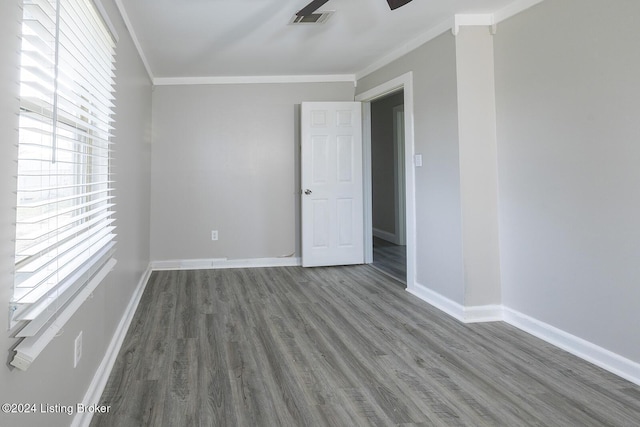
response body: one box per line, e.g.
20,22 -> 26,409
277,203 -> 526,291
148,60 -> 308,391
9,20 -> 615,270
357,0 -> 640,366
150,82 -> 354,262
371,91 -> 404,237
494,0 -> 640,362
0,0 -> 152,425
357,34 -> 466,304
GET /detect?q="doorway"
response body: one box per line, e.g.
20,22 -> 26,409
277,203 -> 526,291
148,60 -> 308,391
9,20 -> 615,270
355,72 -> 416,290
370,91 -> 406,283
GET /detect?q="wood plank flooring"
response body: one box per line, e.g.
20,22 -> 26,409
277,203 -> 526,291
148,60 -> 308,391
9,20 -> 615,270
91,266 -> 640,427
372,237 -> 406,283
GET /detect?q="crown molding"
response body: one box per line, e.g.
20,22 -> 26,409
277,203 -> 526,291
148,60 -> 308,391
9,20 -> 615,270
355,19 -> 451,81
494,0 -> 545,23
111,0 -> 545,86
452,13 -> 496,36
114,0 -> 154,81
355,0 -> 546,80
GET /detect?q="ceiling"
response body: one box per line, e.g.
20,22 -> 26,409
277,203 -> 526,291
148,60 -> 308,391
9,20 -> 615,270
117,0 -> 529,81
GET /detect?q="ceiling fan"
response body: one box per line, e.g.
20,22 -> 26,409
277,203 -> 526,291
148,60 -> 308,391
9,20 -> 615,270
296,0 -> 413,17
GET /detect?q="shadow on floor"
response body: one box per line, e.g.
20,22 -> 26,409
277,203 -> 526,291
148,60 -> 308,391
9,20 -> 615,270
372,236 -> 406,285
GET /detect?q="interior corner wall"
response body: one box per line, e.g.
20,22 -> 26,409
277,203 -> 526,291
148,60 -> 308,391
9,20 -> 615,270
356,33 -> 466,304
494,0 -> 640,363
0,0 -> 153,425
150,82 -> 355,262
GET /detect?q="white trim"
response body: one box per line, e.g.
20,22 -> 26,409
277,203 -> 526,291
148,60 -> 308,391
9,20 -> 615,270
150,257 -> 302,271
454,14 -> 494,27
71,264 -> 153,427
406,282 -> 640,386
153,74 -> 356,86
503,307 -> 640,387
355,73 -> 409,102
463,305 -> 503,323
356,72 -> 416,292
407,282 -> 466,322
10,259 -> 118,371
362,101 -> 373,264
494,0 -> 546,23
356,19 -> 451,80
452,14 -> 496,36
355,0 -> 546,80
393,104 -> 406,246
114,0 -> 154,81
110,0 -> 544,86
407,282 -> 502,323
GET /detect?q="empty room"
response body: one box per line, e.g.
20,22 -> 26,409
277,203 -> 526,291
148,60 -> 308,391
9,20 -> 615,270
1,0 -> 639,426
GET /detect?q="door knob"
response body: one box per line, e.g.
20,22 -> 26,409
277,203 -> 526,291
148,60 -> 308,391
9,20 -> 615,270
304,189 -> 312,195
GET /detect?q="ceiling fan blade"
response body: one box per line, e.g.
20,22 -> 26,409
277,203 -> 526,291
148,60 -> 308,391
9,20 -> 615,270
296,0 -> 330,17
387,0 -> 413,10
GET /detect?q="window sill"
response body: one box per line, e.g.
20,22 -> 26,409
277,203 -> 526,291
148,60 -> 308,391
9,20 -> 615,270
10,258 -> 117,371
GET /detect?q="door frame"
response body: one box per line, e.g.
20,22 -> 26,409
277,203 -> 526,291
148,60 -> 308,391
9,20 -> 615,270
393,104 -> 406,246
355,72 -> 415,288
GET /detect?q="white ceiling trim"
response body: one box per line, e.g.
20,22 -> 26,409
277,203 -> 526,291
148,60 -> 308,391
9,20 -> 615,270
355,18 -> 452,81
112,0 -> 545,85
452,14 -> 496,36
454,14 -> 495,26
153,74 -> 357,86
494,0 -> 545,22
114,0 -> 154,81
355,0 -> 545,80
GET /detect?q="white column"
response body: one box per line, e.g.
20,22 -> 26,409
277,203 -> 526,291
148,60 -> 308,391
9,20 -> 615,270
455,25 -> 502,308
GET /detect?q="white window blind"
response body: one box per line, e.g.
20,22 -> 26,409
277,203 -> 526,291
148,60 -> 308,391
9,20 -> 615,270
11,0 -> 117,337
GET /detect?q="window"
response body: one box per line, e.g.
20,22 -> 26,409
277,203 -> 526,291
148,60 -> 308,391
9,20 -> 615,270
11,0 -> 117,337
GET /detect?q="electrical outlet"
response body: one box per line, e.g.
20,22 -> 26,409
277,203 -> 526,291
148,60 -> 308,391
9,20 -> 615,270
74,331 -> 83,368
211,230 -> 218,241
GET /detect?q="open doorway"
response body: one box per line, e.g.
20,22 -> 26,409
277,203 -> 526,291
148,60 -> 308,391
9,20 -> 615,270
370,90 -> 406,283
356,71 -> 415,290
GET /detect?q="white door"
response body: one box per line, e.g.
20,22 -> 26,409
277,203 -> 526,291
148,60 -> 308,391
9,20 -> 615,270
301,102 -> 364,267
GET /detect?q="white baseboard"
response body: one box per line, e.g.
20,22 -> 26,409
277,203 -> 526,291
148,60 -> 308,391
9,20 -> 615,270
503,307 -> 640,387
71,264 -> 153,427
151,256 -> 301,271
407,282 -> 466,322
71,261 -> 639,427
463,304 -> 503,323
372,227 -> 400,245
407,282 -> 503,323
406,281 -> 640,387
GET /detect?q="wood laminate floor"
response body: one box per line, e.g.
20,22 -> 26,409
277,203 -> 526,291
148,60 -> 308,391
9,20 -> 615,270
91,266 -> 640,427
372,237 -> 406,283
